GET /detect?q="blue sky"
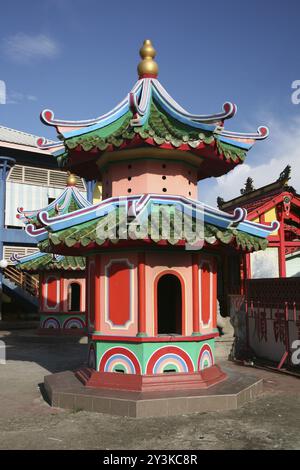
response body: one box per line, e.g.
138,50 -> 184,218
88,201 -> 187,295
0,0 -> 300,204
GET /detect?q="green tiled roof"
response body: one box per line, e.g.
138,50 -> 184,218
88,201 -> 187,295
38,206 -> 268,253
17,254 -> 86,272
20,186 -> 90,229
60,101 -> 246,167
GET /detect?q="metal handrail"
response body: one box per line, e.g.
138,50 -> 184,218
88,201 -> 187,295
3,265 -> 39,297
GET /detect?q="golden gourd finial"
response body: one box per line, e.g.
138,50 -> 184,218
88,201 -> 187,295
67,172 -> 77,187
137,39 -> 158,78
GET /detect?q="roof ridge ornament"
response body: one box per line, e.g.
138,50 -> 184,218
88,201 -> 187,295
137,39 -> 158,78
240,177 -> 255,195
67,172 -> 77,187
277,165 -> 291,184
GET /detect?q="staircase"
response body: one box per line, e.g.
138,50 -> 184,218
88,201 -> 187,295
2,265 -> 39,309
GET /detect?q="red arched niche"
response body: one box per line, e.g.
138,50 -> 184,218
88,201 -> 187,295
154,270 -> 186,336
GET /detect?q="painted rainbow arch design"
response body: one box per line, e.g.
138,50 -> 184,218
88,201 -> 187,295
146,346 -> 194,374
63,317 -> 85,329
42,317 -> 60,329
198,344 -> 214,371
88,344 -> 96,370
99,347 -> 141,374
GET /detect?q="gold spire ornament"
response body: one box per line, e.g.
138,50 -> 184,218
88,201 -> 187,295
67,172 -> 77,187
137,39 -> 158,78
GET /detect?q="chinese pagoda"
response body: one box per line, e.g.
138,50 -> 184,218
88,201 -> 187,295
12,174 -> 90,334
34,40 -> 277,397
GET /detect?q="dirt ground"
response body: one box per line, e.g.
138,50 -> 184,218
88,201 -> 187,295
0,329 -> 299,450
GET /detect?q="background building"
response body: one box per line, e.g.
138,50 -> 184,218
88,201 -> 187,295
218,166 -> 300,282
0,125 -> 87,319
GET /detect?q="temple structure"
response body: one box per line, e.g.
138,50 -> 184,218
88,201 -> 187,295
11,174 -> 90,334
12,252 -> 86,334
30,40 -> 278,403
218,166 -> 300,281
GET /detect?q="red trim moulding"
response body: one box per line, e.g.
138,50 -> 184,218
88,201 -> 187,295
192,254 -> 200,334
76,365 -> 227,391
40,311 -> 87,316
94,256 -> 101,332
90,332 -> 219,343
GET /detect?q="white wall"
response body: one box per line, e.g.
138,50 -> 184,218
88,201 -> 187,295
286,254 -> 300,277
250,247 -> 279,278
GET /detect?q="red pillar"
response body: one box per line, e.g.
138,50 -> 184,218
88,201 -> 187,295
94,256 -> 101,333
137,252 -> 147,336
59,276 -> 64,312
192,254 -> 200,335
278,207 -> 286,277
39,273 -> 44,312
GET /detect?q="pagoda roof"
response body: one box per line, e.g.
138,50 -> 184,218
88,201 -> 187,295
37,40 -> 269,180
218,166 -> 300,218
16,175 -> 91,242
11,251 -> 85,272
22,194 -> 279,255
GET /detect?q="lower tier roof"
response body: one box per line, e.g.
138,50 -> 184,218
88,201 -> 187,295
11,251 -> 86,272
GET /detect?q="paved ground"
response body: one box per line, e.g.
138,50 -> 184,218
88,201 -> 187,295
0,329 -> 299,450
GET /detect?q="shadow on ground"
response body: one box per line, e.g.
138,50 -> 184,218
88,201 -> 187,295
0,329 -> 87,374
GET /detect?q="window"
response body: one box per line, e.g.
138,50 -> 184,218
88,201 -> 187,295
68,283 -> 81,312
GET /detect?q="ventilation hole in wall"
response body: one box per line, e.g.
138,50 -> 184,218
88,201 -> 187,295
162,175 -> 166,180
128,176 -> 132,181
162,188 -> 167,192
164,369 -> 176,373
115,369 -> 125,374
128,188 -> 132,193
188,180 -> 191,185
188,191 -> 191,196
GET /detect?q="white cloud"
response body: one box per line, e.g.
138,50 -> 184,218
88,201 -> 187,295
27,94 -> 38,101
2,33 -> 59,64
6,90 -> 38,104
0,80 -> 6,104
200,114 -> 300,206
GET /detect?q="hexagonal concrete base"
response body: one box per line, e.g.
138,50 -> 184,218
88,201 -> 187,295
44,367 -> 263,418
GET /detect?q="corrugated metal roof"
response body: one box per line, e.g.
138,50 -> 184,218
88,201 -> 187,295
0,125 -> 54,148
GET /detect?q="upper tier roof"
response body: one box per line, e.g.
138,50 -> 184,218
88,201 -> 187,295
37,40 -> 269,180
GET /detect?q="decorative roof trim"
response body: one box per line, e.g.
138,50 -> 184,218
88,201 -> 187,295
11,251 -> 85,271
17,185 -> 91,226
35,193 -> 278,239
36,137 -> 65,152
40,80 -> 142,130
40,78 -> 255,142
151,79 -> 236,123
215,125 -> 269,141
10,251 -> 45,264
25,224 -> 48,241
